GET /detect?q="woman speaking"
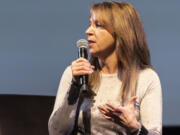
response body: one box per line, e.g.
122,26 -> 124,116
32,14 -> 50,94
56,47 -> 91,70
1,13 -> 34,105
48,1 -> 162,135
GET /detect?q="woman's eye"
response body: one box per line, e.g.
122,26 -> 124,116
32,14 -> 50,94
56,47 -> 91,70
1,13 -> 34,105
96,22 -> 103,28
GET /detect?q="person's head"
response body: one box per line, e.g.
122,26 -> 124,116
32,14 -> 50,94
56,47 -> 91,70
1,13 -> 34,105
87,1 -> 151,102
86,4 -> 116,59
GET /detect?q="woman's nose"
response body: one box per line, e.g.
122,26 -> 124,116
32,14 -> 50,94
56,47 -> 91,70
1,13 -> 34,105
85,26 -> 94,36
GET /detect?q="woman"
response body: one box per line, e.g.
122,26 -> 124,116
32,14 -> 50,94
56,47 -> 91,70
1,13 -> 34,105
48,1 -> 162,135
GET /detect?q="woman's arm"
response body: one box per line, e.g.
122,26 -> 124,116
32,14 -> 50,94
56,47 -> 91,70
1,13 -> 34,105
48,58 -> 94,135
139,70 -> 162,135
48,66 -> 81,135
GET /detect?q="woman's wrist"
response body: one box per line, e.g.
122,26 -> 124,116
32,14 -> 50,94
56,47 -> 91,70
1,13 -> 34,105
129,121 -> 141,133
138,125 -> 148,135
72,76 -> 80,86
131,124 -> 148,135
68,78 -> 81,105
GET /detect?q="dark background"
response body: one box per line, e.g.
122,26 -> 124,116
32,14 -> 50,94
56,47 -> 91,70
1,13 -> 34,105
0,0 -> 179,129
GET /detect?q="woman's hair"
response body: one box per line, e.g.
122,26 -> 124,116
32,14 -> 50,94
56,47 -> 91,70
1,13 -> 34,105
88,1 -> 151,103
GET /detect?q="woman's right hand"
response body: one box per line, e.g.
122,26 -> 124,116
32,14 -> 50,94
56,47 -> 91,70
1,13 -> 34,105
71,58 -> 95,82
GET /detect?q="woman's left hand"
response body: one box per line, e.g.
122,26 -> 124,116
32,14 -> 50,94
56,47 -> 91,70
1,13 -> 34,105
98,96 -> 141,133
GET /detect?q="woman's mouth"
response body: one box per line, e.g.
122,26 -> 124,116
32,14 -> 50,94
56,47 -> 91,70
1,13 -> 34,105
88,40 -> 96,47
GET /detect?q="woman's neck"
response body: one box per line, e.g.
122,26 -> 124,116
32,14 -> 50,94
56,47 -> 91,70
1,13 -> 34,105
98,51 -> 118,74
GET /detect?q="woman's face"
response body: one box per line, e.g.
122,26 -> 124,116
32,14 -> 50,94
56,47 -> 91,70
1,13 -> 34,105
86,13 -> 115,58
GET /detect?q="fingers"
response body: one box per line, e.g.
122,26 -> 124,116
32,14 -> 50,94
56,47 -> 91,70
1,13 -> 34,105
98,105 -> 115,120
98,105 -> 112,114
71,58 -> 95,77
74,57 -> 89,63
129,96 -> 137,104
98,105 -> 122,123
105,103 -> 116,110
106,103 -> 123,113
98,104 -> 122,117
102,114 -> 113,121
98,99 -> 138,129
128,96 -> 137,109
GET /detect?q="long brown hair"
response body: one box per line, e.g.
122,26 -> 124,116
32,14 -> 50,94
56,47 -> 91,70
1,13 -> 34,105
88,1 -> 151,103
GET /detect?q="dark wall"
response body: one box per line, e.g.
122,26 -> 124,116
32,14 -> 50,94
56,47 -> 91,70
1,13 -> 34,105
0,95 -> 54,135
0,95 -> 179,135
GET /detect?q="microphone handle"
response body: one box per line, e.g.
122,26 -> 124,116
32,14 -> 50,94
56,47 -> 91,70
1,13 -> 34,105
79,47 -> 88,58
79,47 -> 88,92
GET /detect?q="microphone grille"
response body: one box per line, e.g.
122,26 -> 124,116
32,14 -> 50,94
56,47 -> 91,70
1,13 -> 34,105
76,39 -> 88,48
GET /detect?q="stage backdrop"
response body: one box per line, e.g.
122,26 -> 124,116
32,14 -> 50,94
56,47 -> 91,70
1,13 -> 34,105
0,0 -> 179,126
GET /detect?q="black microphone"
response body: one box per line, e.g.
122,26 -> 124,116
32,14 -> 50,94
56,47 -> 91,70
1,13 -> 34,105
76,39 -> 88,92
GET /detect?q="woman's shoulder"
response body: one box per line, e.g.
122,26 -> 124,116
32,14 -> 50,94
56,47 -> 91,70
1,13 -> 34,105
138,68 -> 160,82
136,68 -> 162,99
137,68 -> 161,92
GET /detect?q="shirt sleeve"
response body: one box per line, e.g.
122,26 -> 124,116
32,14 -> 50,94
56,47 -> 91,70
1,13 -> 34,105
48,66 -> 80,135
139,69 -> 162,135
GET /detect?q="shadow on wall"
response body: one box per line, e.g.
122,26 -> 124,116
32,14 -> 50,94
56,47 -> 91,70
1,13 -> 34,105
0,95 -> 179,135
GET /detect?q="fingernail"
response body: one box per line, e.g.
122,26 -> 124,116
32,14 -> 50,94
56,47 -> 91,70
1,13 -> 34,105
89,69 -> 94,74
91,65 -> 95,69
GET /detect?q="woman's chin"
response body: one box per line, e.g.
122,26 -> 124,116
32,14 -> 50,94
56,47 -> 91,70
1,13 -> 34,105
89,50 -> 95,54
89,49 -> 99,57
89,49 -> 94,54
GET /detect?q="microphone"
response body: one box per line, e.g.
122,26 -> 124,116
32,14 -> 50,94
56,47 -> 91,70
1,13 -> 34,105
76,39 -> 88,92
